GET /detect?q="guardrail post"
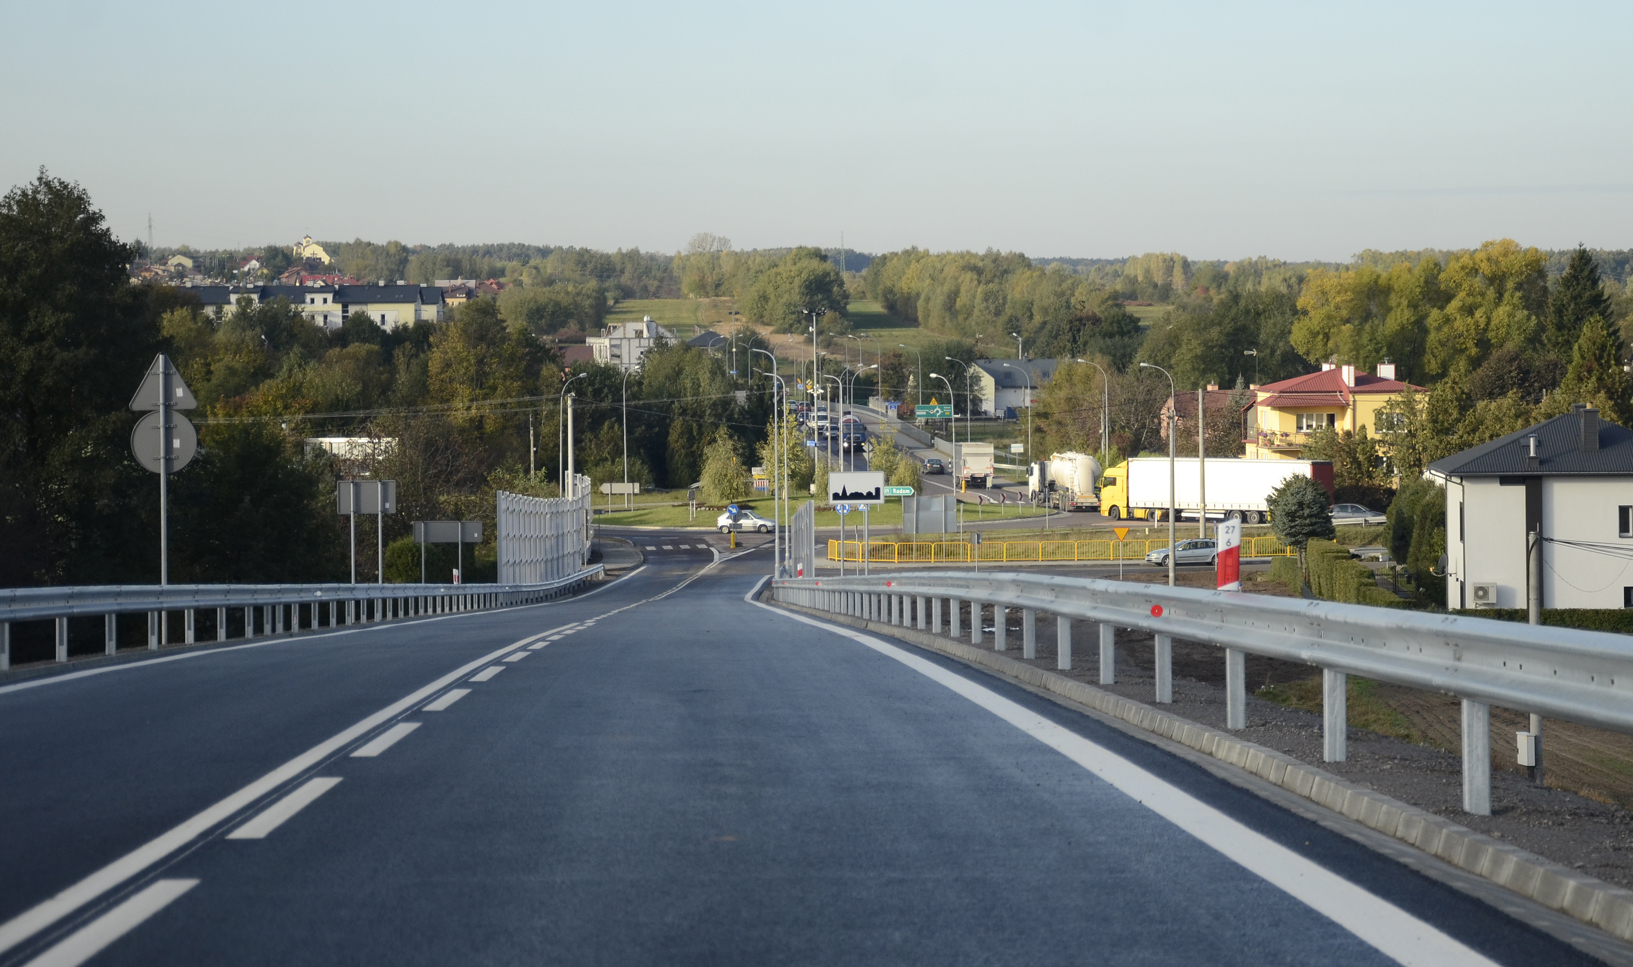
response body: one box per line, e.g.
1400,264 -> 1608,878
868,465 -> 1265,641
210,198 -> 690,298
1098,623 -> 1115,684
971,603 -> 982,645
933,597 -> 943,634
217,607 -> 226,642
1023,609 -> 1036,659
1057,616 -> 1072,670
1,622 -> 8,671
1463,700 -> 1492,815
1225,648 -> 1245,729
1155,633 -> 1172,703
55,617 -> 68,662
242,607 -> 253,639
106,614 -> 118,655
994,607 -> 1006,651
916,596 -> 926,630
950,598 -> 961,638
346,600 -> 355,624
183,610 -> 195,644
1323,669 -> 1346,762
148,611 -> 160,650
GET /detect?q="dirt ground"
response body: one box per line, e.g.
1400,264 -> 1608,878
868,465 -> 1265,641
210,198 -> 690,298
947,587 -> 1633,891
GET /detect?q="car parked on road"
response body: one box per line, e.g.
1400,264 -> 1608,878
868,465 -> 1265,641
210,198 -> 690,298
924,458 -> 945,474
1145,539 -> 1217,567
717,509 -> 777,534
1330,503 -> 1388,526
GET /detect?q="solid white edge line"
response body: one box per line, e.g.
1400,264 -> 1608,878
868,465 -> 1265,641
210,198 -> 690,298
0,565 -> 652,699
469,667 -> 505,682
749,595 -> 1500,967
22,878 -> 199,967
225,777 -> 343,840
0,625 -> 563,958
422,688 -> 470,712
349,722 -> 420,758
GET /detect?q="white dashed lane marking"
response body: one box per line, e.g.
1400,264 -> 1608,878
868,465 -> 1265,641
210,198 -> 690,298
227,778 -> 343,839
645,545 -> 656,550
24,878 -> 198,967
422,689 -> 470,711
502,652 -> 529,662
469,667 -> 505,683
350,723 -> 420,758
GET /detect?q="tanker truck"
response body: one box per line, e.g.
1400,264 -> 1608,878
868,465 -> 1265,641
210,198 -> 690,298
1027,451 -> 1103,511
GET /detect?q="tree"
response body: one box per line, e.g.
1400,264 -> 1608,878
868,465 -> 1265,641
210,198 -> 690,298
1547,315 -> 1633,426
0,169 -> 160,583
699,428 -> 751,504
1267,475 -> 1335,580
739,248 -> 848,332
1545,246 -> 1613,361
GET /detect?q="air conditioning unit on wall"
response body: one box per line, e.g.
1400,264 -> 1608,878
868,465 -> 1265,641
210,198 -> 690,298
1471,583 -> 1499,607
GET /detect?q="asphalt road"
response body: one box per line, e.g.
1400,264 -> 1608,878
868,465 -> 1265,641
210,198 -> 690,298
0,543 -> 1604,966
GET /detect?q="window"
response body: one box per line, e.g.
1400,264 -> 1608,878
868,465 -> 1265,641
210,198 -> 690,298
1625,587 -> 1633,609
1375,411 -> 1405,433
1297,412 -> 1336,432
1621,506 -> 1633,538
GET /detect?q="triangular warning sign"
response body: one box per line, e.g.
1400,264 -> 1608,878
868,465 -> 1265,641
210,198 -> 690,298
129,354 -> 197,411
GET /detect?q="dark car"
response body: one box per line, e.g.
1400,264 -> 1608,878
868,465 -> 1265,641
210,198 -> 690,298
924,458 -> 945,474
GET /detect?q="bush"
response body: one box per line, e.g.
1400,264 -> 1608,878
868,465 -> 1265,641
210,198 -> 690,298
1468,608 -> 1633,634
1268,556 -> 1302,588
1302,539 -> 1410,608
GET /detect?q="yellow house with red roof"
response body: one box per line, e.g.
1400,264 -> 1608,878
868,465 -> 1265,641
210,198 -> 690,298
1244,363 -> 1422,459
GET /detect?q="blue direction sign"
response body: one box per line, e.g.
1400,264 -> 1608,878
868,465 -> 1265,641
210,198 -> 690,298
834,504 -> 851,515
727,504 -> 740,515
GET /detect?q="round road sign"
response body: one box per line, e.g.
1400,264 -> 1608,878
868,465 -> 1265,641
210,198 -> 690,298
130,410 -> 198,473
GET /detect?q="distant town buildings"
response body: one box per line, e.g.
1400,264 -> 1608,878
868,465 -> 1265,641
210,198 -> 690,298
188,284 -> 445,330
971,358 -> 1062,416
292,235 -> 331,264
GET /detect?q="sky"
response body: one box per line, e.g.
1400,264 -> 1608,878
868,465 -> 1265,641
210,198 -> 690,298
2,0 -> 1630,262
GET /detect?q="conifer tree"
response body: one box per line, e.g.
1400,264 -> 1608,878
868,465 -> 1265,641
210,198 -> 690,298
1544,246 -> 1613,359
1557,315 -> 1633,426
1268,474 -> 1335,581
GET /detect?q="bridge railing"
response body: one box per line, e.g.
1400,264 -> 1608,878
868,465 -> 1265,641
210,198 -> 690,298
0,565 -> 604,671
771,569 -> 1633,816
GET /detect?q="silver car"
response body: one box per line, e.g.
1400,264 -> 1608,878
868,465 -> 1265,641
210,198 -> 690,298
1330,503 -> 1388,526
1145,539 -> 1217,567
717,509 -> 777,534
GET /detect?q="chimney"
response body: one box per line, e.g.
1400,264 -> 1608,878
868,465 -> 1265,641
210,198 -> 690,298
1526,433 -> 1540,469
1340,364 -> 1356,387
1582,406 -> 1601,452
1206,383 -> 1219,391
1321,362 -> 1336,372
1376,362 -> 1397,381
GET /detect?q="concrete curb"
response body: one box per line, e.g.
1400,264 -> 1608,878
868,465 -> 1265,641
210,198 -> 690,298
773,599 -> 1633,944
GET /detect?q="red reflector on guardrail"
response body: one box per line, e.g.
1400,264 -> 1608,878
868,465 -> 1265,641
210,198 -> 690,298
1150,604 -> 1164,618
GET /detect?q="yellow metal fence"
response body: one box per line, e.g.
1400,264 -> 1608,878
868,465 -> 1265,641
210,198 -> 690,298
826,536 -> 1295,564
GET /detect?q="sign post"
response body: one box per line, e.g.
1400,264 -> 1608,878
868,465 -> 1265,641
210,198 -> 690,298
1114,526 -> 1130,580
129,354 -> 198,588
1216,518 -> 1241,591
338,480 -> 396,583
413,521 -> 482,583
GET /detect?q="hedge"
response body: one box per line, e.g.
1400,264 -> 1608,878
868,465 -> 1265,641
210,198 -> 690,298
1302,540 -> 1411,609
1468,608 -> 1633,634
1268,557 -> 1301,587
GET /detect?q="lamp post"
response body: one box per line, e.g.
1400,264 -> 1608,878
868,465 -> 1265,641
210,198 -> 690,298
823,374 -> 843,469
621,367 -> 636,510
752,347 -> 785,575
1243,348 -> 1259,386
1075,358 -> 1111,460
559,371 -> 589,497
1001,362 -> 1032,468
1010,331 -> 1023,360
930,371 -> 957,456
843,364 -> 876,471
944,355 -> 973,436
1140,361 -> 1178,588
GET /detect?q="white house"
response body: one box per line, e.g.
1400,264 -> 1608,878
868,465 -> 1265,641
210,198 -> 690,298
971,358 -> 1061,417
1434,404 -> 1633,611
587,316 -> 675,372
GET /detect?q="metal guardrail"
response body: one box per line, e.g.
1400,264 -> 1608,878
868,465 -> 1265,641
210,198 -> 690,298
771,569 -> 1633,816
827,536 -> 1295,563
0,566 -> 604,671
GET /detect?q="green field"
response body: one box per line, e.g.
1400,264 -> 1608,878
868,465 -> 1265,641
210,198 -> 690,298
603,298 -> 739,336
1125,304 -> 1171,325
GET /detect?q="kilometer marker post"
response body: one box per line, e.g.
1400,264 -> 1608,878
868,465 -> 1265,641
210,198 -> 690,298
1216,518 -> 1241,591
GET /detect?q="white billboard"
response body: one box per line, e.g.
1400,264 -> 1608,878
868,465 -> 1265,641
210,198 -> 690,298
827,471 -> 886,505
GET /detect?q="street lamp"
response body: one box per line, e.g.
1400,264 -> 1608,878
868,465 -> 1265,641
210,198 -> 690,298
1140,361 -> 1178,588
621,367 -> 636,511
823,373 -> 843,468
1243,348 -> 1259,385
1000,362 -> 1033,469
559,371 -> 589,496
930,373 -> 956,453
1009,331 -> 1023,359
843,364 -> 877,471
1075,358 -> 1110,460
944,355 -> 973,437
752,347 -> 785,575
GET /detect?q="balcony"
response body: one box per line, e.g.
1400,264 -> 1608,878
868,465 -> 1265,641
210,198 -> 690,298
1244,430 -> 1312,451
